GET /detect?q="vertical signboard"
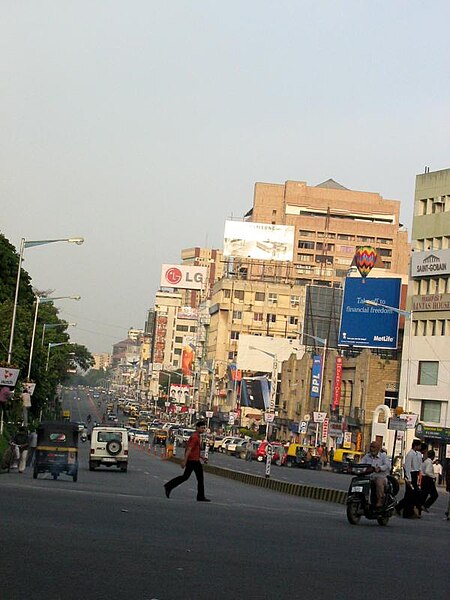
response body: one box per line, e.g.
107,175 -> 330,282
321,418 -> 329,444
310,355 -> 322,398
332,357 -> 343,410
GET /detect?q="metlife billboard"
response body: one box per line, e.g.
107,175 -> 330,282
338,277 -> 402,349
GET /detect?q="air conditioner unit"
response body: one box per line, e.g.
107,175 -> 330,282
433,196 -> 444,204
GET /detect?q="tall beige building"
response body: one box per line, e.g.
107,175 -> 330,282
249,179 -> 410,285
180,247 -> 224,306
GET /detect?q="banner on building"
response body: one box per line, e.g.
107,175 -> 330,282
332,357 -> 343,410
411,249 -> 450,278
161,264 -> 207,290
310,355 -> 322,398
321,418 -> 329,443
169,384 -> 190,404
181,343 -> 195,376
338,277 -> 401,349
223,220 -> 295,262
343,431 -> 352,449
177,306 -> 199,320
153,315 -> 168,364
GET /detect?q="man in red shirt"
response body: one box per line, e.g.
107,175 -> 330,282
164,421 -> 210,502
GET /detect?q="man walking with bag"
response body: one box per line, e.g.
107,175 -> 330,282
164,421 -> 211,502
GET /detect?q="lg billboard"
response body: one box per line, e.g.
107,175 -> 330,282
160,264 -> 207,290
338,277 -> 402,349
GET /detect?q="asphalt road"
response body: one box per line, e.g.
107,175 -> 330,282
1,389 -> 448,600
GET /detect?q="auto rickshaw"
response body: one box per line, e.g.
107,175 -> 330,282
285,444 -> 320,469
330,448 -> 363,473
33,421 -> 79,482
153,429 -> 168,446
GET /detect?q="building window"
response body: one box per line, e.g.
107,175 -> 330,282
175,337 -> 183,343
421,400 -> 441,423
230,331 -> 240,340
255,292 -> 265,302
233,311 -> 242,320
297,254 -> 314,262
268,293 -> 277,305
417,361 -> 438,385
267,313 -> 276,323
298,240 -> 315,249
253,312 -> 264,321
174,348 -> 182,355
289,316 -> 298,325
290,295 -> 300,307
299,229 -> 314,237
377,238 -> 393,245
176,325 -> 189,332
337,234 -> 354,241
224,289 -> 231,298
228,352 -> 236,360
357,236 -> 375,243
189,326 -> 196,332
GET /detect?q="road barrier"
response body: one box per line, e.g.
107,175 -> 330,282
166,456 -> 347,505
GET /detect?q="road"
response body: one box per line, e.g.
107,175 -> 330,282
1,389 -> 449,600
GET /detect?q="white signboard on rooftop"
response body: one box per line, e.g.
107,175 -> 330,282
236,335 -> 304,373
223,220 -> 295,262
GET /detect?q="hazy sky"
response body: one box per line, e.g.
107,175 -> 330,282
1,1 -> 449,353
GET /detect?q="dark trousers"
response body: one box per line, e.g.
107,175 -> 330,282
26,448 -> 36,467
396,471 -> 421,517
421,476 -> 438,509
165,460 -> 205,500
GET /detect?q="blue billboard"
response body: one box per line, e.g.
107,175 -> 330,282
338,278 -> 402,349
310,355 -> 322,398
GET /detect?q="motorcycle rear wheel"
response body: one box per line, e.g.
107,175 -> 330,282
346,502 -> 361,525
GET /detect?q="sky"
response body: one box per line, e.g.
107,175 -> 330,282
1,1 -> 449,354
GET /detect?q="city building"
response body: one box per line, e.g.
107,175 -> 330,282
399,167 -> 450,458
92,353 -> 111,371
180,247 -> 224,306
247,178 -> 410,286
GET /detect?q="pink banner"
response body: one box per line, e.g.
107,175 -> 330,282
332,357 -> 343,410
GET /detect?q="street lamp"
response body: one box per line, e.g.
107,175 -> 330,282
45,342 -> 68,372
298,330 -> 328,447
8,236 -> 84,363
28,296 -> 80,379
363,300 -> 413,412
41,321 -> 77,347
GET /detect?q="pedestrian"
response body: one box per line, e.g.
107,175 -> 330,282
164,421 -> 210,502
420,450 -> 439,512
396,439 -> 423,518
433,459 -> 443,485
444,462 -> 450,521
12,426 -> 29,473
26,428 -> 38,467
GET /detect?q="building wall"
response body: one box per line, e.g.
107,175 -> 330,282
180,247 -> 224,307
250,180 -> 410,285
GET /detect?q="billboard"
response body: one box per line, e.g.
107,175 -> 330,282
411,249 -> 450,277
223,220 -> 295,261
338,277 -> 401,349
177,306 -> 199,320
236,334 -> 304,373
160,264 -> 207,290
169,384 -> 190,404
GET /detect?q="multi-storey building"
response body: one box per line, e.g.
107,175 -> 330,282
180,247 -> 224,306
399,167 -> 450,458
248,178 -> 410,286
92,353 -> 111,371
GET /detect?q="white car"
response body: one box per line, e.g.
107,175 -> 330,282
225,438 -> 246,455
89,427 -> 129,472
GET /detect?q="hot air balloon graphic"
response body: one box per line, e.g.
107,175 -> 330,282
354,246 -> 377,282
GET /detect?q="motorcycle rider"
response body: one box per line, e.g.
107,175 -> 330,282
361,440 -> 391,508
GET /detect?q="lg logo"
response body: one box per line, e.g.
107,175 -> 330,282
165,267 -> 182,285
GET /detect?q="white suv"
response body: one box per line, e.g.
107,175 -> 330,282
90,427 -> 128,472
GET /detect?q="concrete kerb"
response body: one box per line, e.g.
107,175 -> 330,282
168,457 -> 347,505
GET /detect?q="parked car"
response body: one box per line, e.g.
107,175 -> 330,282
212,436 -> 225,451
220,436 -> 243,453
107,413 -> 118,422
225,438 -> 246,455
255,441 -> 285,463
228,438 -> 259,459
175,428 -> 196,447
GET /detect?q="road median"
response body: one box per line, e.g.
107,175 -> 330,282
168,456 -> 347,505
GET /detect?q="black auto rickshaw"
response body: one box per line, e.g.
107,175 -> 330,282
33,421 -> 79,482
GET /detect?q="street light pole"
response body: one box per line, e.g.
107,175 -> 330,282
8,236 -> 84,363
298,331 -> 327,447
28,296 -> 80,380
45,342 -> 67,372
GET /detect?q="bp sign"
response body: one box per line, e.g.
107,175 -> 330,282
338,277 -> 401,349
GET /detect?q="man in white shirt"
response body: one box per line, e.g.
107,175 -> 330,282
421,449 -> 439,511
396,439 -> 423,517
361,441 -> 391,507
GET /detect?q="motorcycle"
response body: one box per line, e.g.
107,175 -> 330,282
346,463 -> 399,526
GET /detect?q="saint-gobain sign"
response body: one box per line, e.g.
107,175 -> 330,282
411,249 -> 450,278
160,264 -> 207,290
338,277 -> 401,349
